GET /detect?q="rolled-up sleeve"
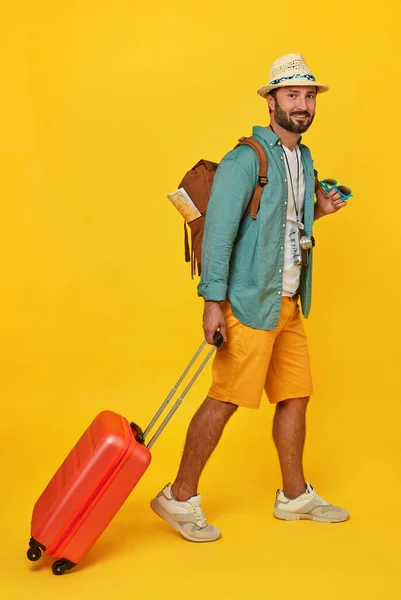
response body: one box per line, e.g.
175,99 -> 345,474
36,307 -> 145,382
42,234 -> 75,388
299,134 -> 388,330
197,156 -> 254,301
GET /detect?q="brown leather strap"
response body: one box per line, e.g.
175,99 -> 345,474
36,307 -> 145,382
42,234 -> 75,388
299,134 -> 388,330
235,137 -> 269,220
314,168 -> 323,195
184,221 -> 191,263
314,168 -> 319,193
248,182 -> 264,220
236,137 -> 268,179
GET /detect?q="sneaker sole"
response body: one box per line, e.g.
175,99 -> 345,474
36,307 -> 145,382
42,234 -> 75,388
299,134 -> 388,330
273,508 -> 349,523
150,498 -> 221,543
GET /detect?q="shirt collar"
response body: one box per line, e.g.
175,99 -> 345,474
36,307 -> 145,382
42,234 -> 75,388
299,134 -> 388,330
252,125 -> 303,148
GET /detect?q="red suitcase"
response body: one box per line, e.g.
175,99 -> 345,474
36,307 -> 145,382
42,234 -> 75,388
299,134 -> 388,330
27,333 -> 223,575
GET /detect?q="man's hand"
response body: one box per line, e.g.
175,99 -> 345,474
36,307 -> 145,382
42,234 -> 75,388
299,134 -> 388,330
203,301 -> 227,345
315,185 -> 348,220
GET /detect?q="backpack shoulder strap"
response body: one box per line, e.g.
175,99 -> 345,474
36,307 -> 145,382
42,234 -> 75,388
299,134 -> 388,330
314,168 -> 321,193
235,137 -> 269,220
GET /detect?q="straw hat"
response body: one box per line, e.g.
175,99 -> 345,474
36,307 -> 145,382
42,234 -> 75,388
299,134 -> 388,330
257,53 -> 329,98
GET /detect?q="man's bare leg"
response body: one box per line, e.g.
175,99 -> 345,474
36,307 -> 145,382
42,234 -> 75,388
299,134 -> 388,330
171,396 -> 238,501
272,396 -> 349,522
272,397 -> 309,499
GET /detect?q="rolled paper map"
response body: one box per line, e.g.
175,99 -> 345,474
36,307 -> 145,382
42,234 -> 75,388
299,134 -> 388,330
167,188 -> 202,223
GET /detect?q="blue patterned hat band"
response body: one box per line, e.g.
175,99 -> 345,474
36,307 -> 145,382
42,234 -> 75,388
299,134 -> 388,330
268,74 -> 316,86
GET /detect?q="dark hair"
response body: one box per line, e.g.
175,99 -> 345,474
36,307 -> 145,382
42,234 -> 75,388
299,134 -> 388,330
268,89 -> 278,114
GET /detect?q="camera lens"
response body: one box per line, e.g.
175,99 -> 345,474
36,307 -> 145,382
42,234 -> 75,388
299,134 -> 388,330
300,236 -> 316,250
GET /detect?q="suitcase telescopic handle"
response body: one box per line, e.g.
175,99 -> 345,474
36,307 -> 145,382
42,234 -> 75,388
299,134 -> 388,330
144,331 -> 223,450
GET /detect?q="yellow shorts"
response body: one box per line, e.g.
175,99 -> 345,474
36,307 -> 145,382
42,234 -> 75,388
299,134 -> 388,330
208,296 -> 313,408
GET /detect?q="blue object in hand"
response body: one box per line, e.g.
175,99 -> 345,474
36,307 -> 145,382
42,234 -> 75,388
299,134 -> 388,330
319,178 -> 353,200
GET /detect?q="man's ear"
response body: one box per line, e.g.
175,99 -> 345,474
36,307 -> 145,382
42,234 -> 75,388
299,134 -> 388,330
267,93 -> 275,113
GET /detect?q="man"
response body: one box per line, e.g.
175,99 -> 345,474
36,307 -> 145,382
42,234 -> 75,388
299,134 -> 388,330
151,53 -> 350,542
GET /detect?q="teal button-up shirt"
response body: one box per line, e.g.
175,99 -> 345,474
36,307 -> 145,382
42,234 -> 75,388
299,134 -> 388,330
197,125 -> 316,331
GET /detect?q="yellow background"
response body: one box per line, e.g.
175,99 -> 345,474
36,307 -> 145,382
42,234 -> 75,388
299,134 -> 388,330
1,0 -> 400,598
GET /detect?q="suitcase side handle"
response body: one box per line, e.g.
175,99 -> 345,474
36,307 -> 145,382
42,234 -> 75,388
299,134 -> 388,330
144,331 -> 223,450
130,422 -> 145,444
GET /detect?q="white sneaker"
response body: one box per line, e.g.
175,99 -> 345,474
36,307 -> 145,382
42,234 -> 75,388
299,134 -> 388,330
150,484 -> 222,542
274,482 -> 349,523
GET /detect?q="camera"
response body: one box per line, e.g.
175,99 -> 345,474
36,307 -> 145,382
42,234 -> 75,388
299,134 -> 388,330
290,228 -> 315,266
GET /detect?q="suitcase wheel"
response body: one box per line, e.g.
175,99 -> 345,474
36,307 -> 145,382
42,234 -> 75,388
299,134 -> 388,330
27,546 -> 42,562
52,559 -> 76,576
27,537 -> 46,562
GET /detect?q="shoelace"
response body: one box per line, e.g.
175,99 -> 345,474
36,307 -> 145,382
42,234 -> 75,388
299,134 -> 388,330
308,490 -> 324,505
189,505 -> 207,528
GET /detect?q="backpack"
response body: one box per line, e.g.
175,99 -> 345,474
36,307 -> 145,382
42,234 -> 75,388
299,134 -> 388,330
177,136 -> 269,278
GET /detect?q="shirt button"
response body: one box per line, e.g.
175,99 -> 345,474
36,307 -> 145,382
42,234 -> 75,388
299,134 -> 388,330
284,179 -> 287,183
278,291 -> 282,295
284,201 -> 287,205
282,223 -> 285,227
278,141 -> 281,145
280,156 -> 284,160
279,269 -> 282,273
281,246 -> 284,250
270,143 -> 273,146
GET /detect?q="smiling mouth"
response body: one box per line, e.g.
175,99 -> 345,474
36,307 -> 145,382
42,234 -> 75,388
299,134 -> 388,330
292,114 -> 309,118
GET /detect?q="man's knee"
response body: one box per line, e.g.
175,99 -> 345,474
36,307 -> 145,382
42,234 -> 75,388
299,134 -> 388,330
277,396 -> 310,411
205,396 -> 239,417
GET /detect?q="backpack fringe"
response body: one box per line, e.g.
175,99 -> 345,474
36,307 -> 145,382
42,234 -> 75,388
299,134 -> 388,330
184,222 -> 195,279
184,221 -> 200,279
184,222 -> 191,262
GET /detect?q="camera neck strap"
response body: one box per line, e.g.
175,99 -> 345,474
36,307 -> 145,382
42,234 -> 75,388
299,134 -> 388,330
282,146 -> 301,224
